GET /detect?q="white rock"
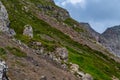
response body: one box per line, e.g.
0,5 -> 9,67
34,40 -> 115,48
82,73 -> 93,80
23,24 -> 33,38
0,60 -> 8,80
70,63 -> 79,73
55,47 -> 68,60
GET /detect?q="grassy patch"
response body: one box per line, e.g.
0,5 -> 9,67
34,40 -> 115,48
0,48 -> 7,55
68,46 -> 120,80
6,47 -> 27,58
0,47 -> 7,60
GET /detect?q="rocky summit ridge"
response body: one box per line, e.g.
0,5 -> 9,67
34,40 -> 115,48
0,0 -> 120,80
99,25 -> 120,57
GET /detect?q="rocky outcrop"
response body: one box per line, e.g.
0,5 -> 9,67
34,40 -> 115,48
80,23 -> 100,41
70,63 -> 93,80
0,60 -> 8,80
37,1 -> 70,21
55,47 -> 68,61
0,1 -> 9,32
99,25 -> 120,57
23,24 -> 33,38
112,76 -> 119,80
0,1 -> 16,36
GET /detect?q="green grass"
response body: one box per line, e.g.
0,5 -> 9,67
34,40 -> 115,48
6,47 -> 27,57
68,46 -> 120,80
0,47 -> 7,60
0,47 -> 7,55
1,0 -> 120,80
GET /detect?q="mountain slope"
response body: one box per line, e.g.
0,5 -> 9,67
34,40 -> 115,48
99,25 -> 120,57
1,0 -> 120,80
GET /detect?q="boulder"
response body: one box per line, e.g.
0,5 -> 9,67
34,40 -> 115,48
70,63 -> 93,80
112,76 -> 119,80
23,24 -> 33,38
70,63 -> 79,73
9,28 -> 16,36
55,47 -> 68,61
82,73 -> 93,80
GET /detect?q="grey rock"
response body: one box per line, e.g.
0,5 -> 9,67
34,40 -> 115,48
23,24 -> 33,38
70,63 -> 79,73
112,76 -> 119,80
55,47 -> 68,60
70,63 -> 93,80
99,25 -> 120,57
37,2 -> 70,21
82,73 -> 93,80
35,47 -> 44,55
40,76 -> 47,80
0,60 -> 8,80
0,1 -> 9,32
53,8 -> 70,20
9,28 -> 16,36
80,23 -> 100,41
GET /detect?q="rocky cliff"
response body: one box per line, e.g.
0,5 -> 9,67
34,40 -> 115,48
80,22 -> 100,41
99,25 -> 120,57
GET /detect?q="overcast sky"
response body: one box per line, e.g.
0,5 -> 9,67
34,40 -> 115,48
54,0 -> 120,33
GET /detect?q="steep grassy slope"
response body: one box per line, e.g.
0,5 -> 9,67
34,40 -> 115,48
1,0 -> 120,80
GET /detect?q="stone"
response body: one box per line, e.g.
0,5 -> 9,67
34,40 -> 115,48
32,42 -> 42,46
36,42 -> 42,46
70,63 -> 93,80
112,76 -> 119,80
0,1 -> 9,32
55,47 -> 68,60
35,47 -> 44,55
70,63 -> 79,73
82,73 -> 93,80
23,24 -> 33,38
40,76 -> 47,80
9,28 -> 16,36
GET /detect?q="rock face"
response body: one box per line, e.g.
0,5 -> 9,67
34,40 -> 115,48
37,0 -> 70,21
0,60 -> 8,80
99,25 -> 120,56
80,23 -> 100,41
23,25 -> 33,38
0,1 -> 9,32
0,1 -> 16,36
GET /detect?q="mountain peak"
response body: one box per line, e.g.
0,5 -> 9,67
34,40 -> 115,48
107,25 -> 120,30
99,25 -> 120,56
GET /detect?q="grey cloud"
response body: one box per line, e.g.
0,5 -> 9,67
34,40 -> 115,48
54,0 -> 120,33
